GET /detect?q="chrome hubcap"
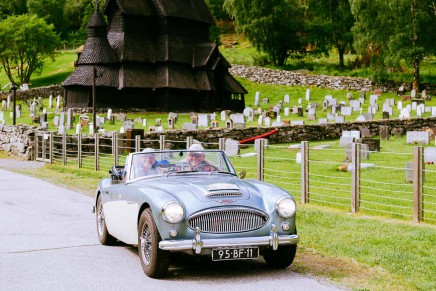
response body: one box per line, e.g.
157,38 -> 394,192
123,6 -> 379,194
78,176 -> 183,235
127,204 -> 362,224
140,223 -> 152,266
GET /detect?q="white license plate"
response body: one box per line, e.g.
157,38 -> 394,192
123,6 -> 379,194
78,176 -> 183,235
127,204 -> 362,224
212,247 -> 259,261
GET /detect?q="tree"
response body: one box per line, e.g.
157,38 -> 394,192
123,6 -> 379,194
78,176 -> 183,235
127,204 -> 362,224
0,0 -> 27,20
351,0 -> 436,89
306,0 -> 355,71
224,0 -> 306,66
0,14 -> 60,85
27,0 -> 69,38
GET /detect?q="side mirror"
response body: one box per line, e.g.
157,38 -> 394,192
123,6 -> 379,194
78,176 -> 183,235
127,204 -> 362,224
238,170 -> 246,179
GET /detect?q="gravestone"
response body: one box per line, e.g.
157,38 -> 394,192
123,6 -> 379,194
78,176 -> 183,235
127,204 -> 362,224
356,115 -> 366,122
318,118 -> 328,124
226,119 -> 233,129
198,114 -> 210,127
406,131 -> 430,144
432,107 -> 436,117
268,110 -> 277,119
123,120 -> 134,131
230,113 -> 244,123
380,126 -> 390,140
399,108 -> 410,119
142,119 -> 147,127
341,107 -> 352,116
284,107 -> 290,116
272,122 -> 284,127
397,101 -> 403,110
284,94 -> 290,104
258,115 -> 263,125
291,120 -> 304,126
211,120 -> 219,128
382,111 -> 390,119
411,89 -> 416,98
255,92 -> 260,106
297,107 -> 303,117
362,138 -> 380,151
346,143 -> 369,161
298,98 -> 302,104
292,106 -> 299,114
412,102 -> 417,110
75,124 -> 81,134
183,123 -> 198,130
327,113 -> 336,121
48,95 -> 53,108
1,100 -> 6,111
262,98 -> 269,104
283,119 -> 290,125
191,114 -> 198,125
307,108 -> 316,120
424,147 -> 436,163
306,89 -> 311,101
58,125 -> 66,134
370,95 -> 378,104
67,108 -> 73,129
339,136 -> 354,147
335,116 -> 345,123
264,117 -> 271,126
360,127 -> 372,138
234,122 -> 246,129
225,139 -> 239,156
221,110 -> 227,121
156,118 -> 162,126
167,116 -> 175,129
79,115 -> 89,127
53,116 -> 60,126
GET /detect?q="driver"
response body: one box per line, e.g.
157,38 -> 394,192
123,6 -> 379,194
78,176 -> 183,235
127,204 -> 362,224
187,144 -> 216,172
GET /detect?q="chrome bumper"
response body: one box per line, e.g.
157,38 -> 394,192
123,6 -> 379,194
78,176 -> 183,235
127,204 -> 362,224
159,224 -> 299,254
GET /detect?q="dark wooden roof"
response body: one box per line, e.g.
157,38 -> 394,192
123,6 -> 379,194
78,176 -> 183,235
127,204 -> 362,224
105,0 -> 213,23
224,73 -> 248,94
63,66 -> 119,87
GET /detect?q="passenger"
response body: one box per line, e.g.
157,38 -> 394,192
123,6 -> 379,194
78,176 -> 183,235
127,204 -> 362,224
133,148 -> 158,178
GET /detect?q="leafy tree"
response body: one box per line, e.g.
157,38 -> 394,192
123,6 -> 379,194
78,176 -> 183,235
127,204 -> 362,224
0,0 -> 27,20
306,0 -> 355,71
351,0 -> 436,89
0,14 -> 60,85
27,0 -> 69,38
206,0 -> 230,21
224,0 -> 306,66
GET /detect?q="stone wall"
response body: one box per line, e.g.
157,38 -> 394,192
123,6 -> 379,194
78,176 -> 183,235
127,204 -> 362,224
0,125 -> 38,160
229,65 -> 435,94
2,117 -> 435,159
0,85 -> 63,102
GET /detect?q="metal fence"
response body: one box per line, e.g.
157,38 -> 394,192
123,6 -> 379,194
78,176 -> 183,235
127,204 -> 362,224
32,132 -> 435,224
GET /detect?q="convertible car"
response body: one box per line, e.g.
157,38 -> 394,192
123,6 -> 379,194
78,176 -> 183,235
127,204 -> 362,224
94,149 -> 299,278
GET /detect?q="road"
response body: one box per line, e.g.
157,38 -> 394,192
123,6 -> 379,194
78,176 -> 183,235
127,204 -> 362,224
0,165 -> 343,291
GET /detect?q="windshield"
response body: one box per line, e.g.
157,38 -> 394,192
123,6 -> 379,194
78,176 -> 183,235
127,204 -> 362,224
127,150 -> 235,180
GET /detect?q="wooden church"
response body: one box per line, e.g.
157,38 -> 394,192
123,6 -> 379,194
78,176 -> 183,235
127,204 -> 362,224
62,0 -> 247,112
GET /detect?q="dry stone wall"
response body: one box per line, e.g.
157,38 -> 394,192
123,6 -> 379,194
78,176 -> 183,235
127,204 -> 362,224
2,117 -> 436,159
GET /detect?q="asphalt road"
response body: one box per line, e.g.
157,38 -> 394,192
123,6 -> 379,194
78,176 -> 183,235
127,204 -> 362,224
0,165 -> 343,291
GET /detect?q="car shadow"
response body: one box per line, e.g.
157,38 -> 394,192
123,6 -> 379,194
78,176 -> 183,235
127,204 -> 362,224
123,245 -> 294,281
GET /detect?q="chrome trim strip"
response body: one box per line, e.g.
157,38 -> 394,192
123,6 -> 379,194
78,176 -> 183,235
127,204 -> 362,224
159,234 -> 299,251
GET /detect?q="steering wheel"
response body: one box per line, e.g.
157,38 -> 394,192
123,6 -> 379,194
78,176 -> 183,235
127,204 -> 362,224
192,163 -> 219,172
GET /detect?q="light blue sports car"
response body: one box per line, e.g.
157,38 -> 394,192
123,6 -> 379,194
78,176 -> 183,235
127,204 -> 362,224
94,149 -> 299,278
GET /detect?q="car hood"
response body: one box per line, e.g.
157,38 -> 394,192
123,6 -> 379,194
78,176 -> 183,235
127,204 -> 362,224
136,174 -> 263,207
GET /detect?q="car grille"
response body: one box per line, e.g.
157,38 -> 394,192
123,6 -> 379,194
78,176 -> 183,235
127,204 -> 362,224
187,207 -> 269,233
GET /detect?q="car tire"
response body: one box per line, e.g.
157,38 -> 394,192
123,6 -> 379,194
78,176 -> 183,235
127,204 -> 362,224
138,209 -> 170,278
263,244 -> 297,269
96,195 -> 116,245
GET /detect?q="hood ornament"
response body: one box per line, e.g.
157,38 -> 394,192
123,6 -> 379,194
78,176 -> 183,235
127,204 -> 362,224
217,199 -> 237,204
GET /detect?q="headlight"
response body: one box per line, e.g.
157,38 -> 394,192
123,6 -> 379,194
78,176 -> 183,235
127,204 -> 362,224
162,201 -> 185,223
276,197 -> 296,218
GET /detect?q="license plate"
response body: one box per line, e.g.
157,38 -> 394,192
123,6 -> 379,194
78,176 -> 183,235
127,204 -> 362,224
212,247 -> 259,261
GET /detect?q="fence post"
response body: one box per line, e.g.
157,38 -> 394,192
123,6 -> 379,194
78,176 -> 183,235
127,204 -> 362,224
33,133 -> 38,161
113,133 -> 119,166
94,133 -> 99,171
135,135 -> 141,152
351,142 -> 361,213
255,138 -> 266,181
219,138 -> 226,151
77,134 -> 82,169
62,133 -> 67,166
41,133 -> 46,162
49,132 -> 54,164
186,136 -> 193,149
301,141 -> 309,204
159,135 -> 165,150
413,146 -> 424,223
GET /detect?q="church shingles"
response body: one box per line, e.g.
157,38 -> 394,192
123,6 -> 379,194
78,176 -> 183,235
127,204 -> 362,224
63,0 -> 246,112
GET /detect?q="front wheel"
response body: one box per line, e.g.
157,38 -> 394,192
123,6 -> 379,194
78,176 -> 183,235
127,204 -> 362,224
96,195 -> 116,245
138,209 -> 170,278
263,244 -> 297,269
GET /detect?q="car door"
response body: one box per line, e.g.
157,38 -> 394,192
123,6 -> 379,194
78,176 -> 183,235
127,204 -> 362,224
115,184 -> 140,245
